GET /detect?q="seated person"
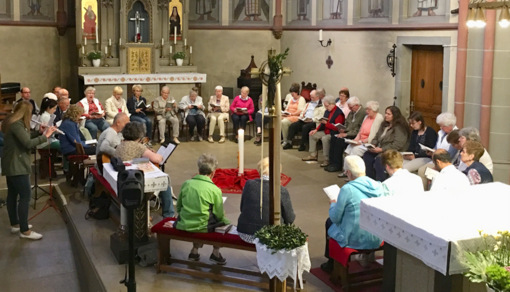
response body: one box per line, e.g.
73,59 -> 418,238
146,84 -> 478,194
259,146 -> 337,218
335,88 -> 350,117
429,149 -> 470,192
207,85 -> 230,143
402,111 -> 438,172
39,97 -> 60,150
96,113 -> 129,173
253,96 -> 269,145
114,122 -> 174,218
127,84 -> 152,143
153,86 -> 180,145
460,140 -> 493,185
179,88 -> 206,142
362,105 -> 410,182
230,86 -> 254,143
285,89 -> 323,150
59,105 -> 96,156
327,96 -> 365,172
321,155 -> 384,273
302,95 -> 345,167
78,86 -> 110,139
237,157 -> 295,243
175,154 -> 229,265
104,86 -> 130,125
344,101 -> 384,157
281,83 -> 306,148
381,150 -> 424,196
457,127 -> 493,174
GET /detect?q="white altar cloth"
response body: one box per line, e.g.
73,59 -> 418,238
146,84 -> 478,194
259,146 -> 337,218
102,162 -> 169,195
359,182 -> 510,275
82,73 -> 207,85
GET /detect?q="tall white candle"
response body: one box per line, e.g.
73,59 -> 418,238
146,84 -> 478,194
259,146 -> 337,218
105,46 -> 108,55
184,38 -> 187,46
238,129 -> 244,175
82,46 -> 84,54
109,38 -> 111,46
161,38 -> 164,46
84,37 -> 87,46
95,26 -> 99,43
174,27 -> 177,44
170,46 -> 172,54
319,29 -> 323,41
190,46 -> 192,54
119,38 -> 122,46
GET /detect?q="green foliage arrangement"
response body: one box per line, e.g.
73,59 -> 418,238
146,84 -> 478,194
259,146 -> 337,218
172,51 -> 186,60
87,51 -> 102,60
463,230 -> 510,291
254,224 -> 307,253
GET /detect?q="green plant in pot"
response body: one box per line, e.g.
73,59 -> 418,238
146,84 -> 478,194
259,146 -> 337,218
172,51 -> 186,66
87,51 -> 102,67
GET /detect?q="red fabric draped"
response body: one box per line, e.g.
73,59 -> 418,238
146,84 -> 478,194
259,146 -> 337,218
212,168 -> 291,194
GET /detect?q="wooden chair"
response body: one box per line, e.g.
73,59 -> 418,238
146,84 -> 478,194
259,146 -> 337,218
300,81 -> 317,102
66,143 -> 95,186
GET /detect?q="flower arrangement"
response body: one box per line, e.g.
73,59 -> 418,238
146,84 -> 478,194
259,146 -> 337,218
87,51 -> 102,60
463,230 -> 510,291
172,51 -> 186,60
254,224 -> 307,253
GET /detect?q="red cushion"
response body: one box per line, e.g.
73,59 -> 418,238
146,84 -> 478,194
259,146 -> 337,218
151,217 -> 255,249
328,238 -> 384,266
90,166 -> 117,197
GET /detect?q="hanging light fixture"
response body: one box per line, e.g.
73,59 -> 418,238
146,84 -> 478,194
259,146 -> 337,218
466,8 -> 477,28
475,7 -> 487,28
499,6 -> 510,28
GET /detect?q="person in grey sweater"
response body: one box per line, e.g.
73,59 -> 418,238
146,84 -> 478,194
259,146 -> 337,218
237,157 -> 296,243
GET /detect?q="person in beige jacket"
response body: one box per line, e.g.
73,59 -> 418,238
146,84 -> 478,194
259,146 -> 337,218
207,85 -> 230,143
153,86 -> 180,144
104,86 -> 130,125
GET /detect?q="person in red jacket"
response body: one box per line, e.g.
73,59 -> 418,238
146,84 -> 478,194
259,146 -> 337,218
230,86 -> 254,143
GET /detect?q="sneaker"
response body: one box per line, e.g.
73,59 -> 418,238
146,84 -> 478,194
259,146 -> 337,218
147,141 -> 153,147
172,137 -> 180,145
282,142 -> 292,150
325,165 -> 342,172
190,136 -> 197,142
188,253 -> 200,261
298,145 -> 306,152
160,139 -> 165,144
198,136 -> 203,142
253,134 -> 261,145
208,136 -> 214,143
19,231 -> 43,240
209,253 -> 226,265
219,136 -> 225,143
11,224 -> 33,234
320,259 -> 334,273
302,155 -> 317,161
320,160 -> 330,167
338,172 -> 348,178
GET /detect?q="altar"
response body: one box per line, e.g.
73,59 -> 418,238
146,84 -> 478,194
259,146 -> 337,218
359,182 -> 510,292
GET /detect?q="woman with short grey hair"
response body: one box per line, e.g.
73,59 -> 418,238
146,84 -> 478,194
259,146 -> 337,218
344,101 -> 384,159
457,127 -> 493,174
179,88 -> 206,141
197,153 -> 218,175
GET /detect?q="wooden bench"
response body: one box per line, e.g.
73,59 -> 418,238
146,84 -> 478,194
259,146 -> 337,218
328,238 -> 384,291
151,217 -> 270,288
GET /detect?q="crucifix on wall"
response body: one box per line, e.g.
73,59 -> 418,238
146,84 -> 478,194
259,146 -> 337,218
127,1 -> 150,44
129,11 -> 146,42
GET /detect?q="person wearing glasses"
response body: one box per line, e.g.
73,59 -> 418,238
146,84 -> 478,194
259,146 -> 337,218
14,87 -> 39,115
127,84 -> 152,144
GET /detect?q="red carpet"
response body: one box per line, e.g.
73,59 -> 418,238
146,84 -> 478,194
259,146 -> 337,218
212,168 -> 291,194
309,265 -> 382,292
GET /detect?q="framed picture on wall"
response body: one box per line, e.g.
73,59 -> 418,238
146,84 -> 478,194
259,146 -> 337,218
20,0 -> 55,22
356,0 -> 391,24
286,0 -> 311,26
0,0 -> 12,21
318,0 -> 348,26
400,0 -> 452,23
189,0 -> 221,26
231,0 -> 272,25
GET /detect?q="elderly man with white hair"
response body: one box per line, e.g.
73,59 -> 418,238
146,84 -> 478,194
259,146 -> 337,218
321,155 -> 384,273
207,85 -> 230,143
153,86 -> 180,144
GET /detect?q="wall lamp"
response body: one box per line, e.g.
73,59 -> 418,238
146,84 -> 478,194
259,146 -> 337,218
386,44 -> 396,77
318,29 -> 332,47
467,0 -> 510,28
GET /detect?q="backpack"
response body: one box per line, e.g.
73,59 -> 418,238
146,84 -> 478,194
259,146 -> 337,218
85,191 -> 111,220
137,242 -> 158,267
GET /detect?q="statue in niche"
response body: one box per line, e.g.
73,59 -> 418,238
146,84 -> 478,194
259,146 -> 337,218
28,0 -> 42,16
412,0 -> 438,17
233,0 -> 269,22
83,5 -> 96,40
330,0 -> 342,19
127,1 -> 150,43
368,0 -> 384,17
297,0 -> 309,21
170,6 -> 181,35
196,0 -> 217,21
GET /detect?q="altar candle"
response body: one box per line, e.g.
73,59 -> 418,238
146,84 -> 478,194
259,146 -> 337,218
184,38 -> 187,46
319,29 -> 323,41
109,38 -> 111,46
119,38 -> 122,46
105,46 -> 108,55
238,129 -> 244,175
161,38 -> 164,46
174,27 -> 177,44
170,45 -> 172,54
95,26 -> 99,43
190,46 -> 192,54
81,46 -> 84,54
84,37 -> 87,46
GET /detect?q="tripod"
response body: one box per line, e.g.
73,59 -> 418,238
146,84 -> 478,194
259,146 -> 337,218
29,145 -> 65,222
31,147 -> 50,209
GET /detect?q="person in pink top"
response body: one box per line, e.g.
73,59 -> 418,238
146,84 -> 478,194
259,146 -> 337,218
230,86 -> 254,143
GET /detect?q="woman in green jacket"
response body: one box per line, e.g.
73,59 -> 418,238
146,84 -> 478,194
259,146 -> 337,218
2,101 -> 56,240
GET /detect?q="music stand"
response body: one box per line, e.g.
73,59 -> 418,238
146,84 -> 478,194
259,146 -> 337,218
31,146 -> 50,209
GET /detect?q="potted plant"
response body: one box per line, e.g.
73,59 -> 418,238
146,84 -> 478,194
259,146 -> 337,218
463,230 -> 510,292
172,51 -> 186,66
254,224 -> 310,289
87,51 -> 102,67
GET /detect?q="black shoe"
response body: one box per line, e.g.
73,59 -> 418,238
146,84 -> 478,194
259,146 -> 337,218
320,259 -> 334,273
282,142 -> 292,150
209,253 -> 226,265
298,145 -> 306,152
325,165 -> 342,172
188,253 -> 200,261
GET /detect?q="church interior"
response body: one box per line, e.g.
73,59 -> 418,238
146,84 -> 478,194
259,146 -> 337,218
1,0 -> 510,291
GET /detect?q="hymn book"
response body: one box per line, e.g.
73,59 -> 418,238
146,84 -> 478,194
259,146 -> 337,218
419,143 -> 434,153
335,123 -> 346,130
323,184 -> 340,201
343,138 -> 360,145
155,142 -> 177,165
236,107 -> 248,112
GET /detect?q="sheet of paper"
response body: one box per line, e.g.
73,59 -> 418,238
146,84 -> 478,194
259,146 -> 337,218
222,196 -> 227,203
425,167 -> 439,180
155,143 -> 177,165
323,184 -> 340,201
85,139 -> 98,145
344,138 -> 360,145
400,152 -> 414,156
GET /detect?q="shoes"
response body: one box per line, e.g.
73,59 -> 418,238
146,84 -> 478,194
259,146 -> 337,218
147,141 -> 153,147
190,136 -> 196,142
19,231 -> 43,240
298,145 -> 306,152
338,172 -> 347,178
188,253 -> 200,261
354,252 -> 376,268
282,142 -> 292,150
198,136 -> 203,142
160,139 -> 165,144
302,155 -> 317,161
172,137 -> 180,145
209,253 -> 227,265
325,165 -> 342,172
320,160 -> 330,167
219,136 -> 225,143
254,134 -> 261,145
208,136 -> 214,143
11,224 -> 33,234
320,259 -> 334,273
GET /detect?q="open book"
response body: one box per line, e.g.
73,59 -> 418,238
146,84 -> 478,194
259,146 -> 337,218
155,142 -> 177,165
425,167 -> 439,180
299,116 -> 312,122
419,143 -> 434,153
281,111 -> 291,116
166,100 -> 175,108
364,143 -> 376,149
335,123 -> 346,130
323,184 -> 340,201
236,107 -> 248,112
319,117 -> 329,122
400,152 -> 414,156
215,224 -> 235,234
137,100 -> 150,109
85,139 -> 97,145
343,138 -> 361,145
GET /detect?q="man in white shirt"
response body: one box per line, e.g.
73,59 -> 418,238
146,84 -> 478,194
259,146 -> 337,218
429,149 -> 470,192
381,150 -> 423,196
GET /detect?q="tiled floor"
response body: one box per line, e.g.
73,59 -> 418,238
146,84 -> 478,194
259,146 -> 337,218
0,136 -> 353,291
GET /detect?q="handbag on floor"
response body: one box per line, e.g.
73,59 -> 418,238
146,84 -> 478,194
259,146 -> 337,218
85,191 -> 111,220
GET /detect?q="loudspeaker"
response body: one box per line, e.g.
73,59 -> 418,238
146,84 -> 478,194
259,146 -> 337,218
118,170 -> 144,209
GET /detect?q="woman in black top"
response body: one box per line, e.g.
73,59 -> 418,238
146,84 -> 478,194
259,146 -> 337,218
403,111 -> 438,172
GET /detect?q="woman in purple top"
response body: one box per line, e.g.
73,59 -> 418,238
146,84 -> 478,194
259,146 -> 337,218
230,86 -> 254,143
